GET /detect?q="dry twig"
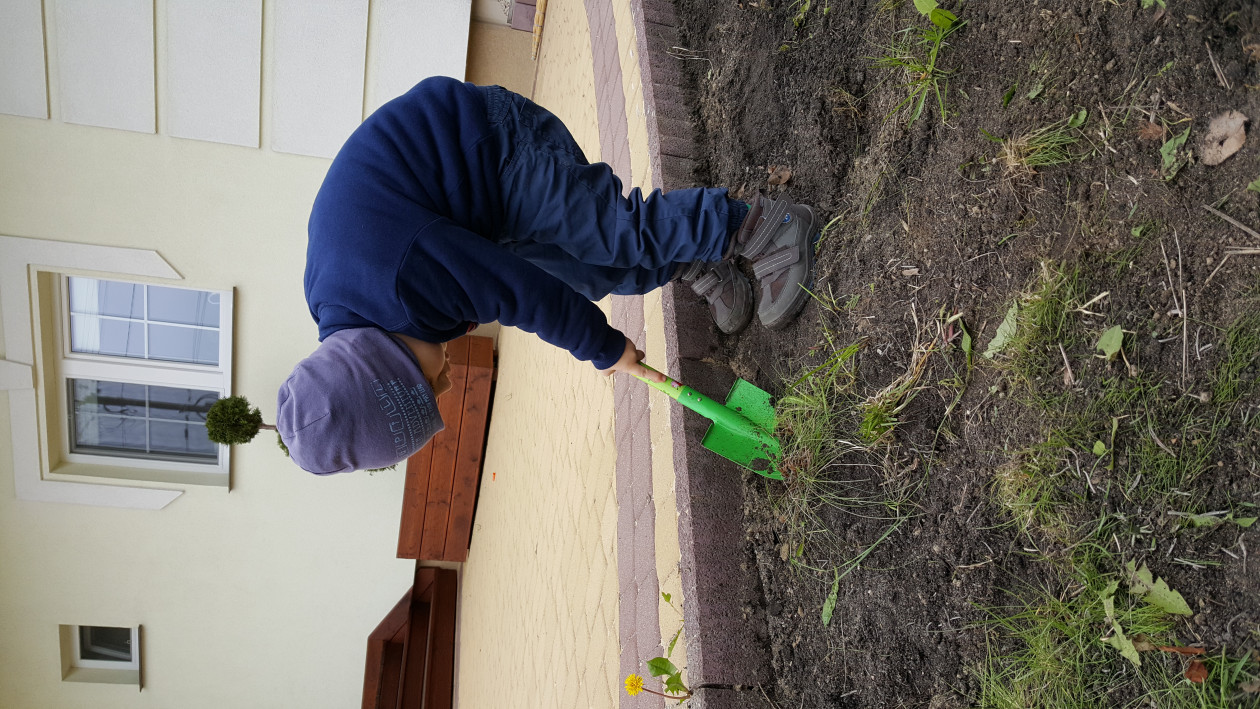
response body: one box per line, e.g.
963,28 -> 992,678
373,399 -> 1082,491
1060,342 -> 1075,386
1176,230 -> 1187,389
1202,204 -> 1260,240
1205,42 -> 1232,90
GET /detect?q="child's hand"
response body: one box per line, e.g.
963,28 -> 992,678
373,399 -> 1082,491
601,336 -> 667,383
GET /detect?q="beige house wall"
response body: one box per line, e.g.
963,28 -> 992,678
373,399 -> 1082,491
0,108 -> 420,708
0,5 -> 491,708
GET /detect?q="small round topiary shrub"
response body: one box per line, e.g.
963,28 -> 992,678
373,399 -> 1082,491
205,395 -> 264,445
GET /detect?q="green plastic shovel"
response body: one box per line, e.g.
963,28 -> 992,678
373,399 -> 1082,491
633,364 -> 782,480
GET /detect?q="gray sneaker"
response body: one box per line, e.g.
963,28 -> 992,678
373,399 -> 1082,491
680,260 -> 753,334
732,193 -> 818,329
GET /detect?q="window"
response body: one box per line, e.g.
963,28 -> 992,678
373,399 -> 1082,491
73,626 -> 139,670
0,234 -> 209,507
58,624 -> 142,686
56,276 -> 233,478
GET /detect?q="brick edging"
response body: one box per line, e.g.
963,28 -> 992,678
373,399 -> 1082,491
629,3 -> 773,708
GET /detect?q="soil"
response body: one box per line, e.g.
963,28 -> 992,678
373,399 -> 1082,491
671,1 -> 1260,706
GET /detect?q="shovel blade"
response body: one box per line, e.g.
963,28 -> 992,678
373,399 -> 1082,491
700,378 -> 782,480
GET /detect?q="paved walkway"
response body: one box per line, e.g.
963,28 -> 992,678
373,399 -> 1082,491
453,2 -> 686,708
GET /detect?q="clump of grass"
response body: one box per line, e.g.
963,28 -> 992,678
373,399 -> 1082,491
1142,648 -> 1260,708
979,569 -> 1180,708
871,17 -> 965,126
1213,308 -> 1260,406
1125,402 -> 1224,504
991,261 -> 1085,394
858,333 -> 936,444
991,441 -> 1080,545
772,325 -> 931,566
976,550 -> 1260,709
998,116 -> 1086,183
773,339 -> 883,559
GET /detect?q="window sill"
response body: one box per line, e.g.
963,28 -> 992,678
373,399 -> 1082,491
62,667 -> 141,686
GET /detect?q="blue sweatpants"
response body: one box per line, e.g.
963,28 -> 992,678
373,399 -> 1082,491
482,86 -> 745,300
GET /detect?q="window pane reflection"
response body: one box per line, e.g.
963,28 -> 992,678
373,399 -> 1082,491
67,278 -> 220,366
69,379 -> 218,463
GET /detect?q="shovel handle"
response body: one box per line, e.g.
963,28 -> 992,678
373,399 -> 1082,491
633,364 -> 775,442
632,364 -> 685,400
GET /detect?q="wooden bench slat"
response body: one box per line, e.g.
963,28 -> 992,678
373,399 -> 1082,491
417,338 -> 471,560
362,567 -> 458,709
396,444 -> 434,558
400,599 -> 432,709
362,590 -> 411,709
424,568 -> 458,708
397,335 -> 494,562
443,337 -> 494,562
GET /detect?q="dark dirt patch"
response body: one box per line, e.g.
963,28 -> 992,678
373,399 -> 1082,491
673,0 -> 1260,706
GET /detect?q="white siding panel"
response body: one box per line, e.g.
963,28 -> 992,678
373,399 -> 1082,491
0,0 -> 48,119
271,0 -> 369,159
365,0 -> 471,116
166,0 -> 262,147
56,0 -> 155,133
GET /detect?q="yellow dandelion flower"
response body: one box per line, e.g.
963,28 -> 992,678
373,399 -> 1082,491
624,673 -> 645,696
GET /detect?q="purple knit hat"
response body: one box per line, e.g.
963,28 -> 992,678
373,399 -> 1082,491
277,328 -> 444,474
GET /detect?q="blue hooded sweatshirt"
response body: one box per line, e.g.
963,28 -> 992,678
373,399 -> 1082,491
305,79 -> 628,369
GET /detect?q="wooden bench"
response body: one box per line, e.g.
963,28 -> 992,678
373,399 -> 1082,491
397,335 -> 495,562
361,566 -> 458,709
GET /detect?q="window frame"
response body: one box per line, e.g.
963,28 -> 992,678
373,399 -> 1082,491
71,626 -> 140,671
53,275 -> 234,476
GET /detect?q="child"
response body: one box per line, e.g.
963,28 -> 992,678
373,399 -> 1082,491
276,77 -> 817,474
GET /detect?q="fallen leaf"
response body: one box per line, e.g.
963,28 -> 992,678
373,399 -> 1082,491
821,569 -> 840,626
1137,121 -> 1166,141
767,165 -> 793,185
984,302 -> 1019,359
1185,659 -> 1208,684
1125,560 -> 1193,616
1096,325 -> 1124,361
1160,128 -> 1191,180
902,267 -> 921,276
1103,632 -> 1142,667
1101,582 -> 1142,667
1132,635 -> 1158,652
1200,110 -> 1248,166
1241,678 -> 1260,693
1157,645 -> 1206,656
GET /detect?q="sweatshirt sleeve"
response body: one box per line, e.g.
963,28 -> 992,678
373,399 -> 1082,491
396,218 -> 628,370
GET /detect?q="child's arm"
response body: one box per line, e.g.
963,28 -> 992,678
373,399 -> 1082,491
397,218 -> 660,377
598,338 -> 667,383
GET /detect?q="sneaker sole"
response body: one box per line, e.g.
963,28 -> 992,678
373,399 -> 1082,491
762,207 -> 819,331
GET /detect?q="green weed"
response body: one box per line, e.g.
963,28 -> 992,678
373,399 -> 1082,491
1141,648 -> 1260,708
871,17 -> 966,126
978,565 -> 1175,707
